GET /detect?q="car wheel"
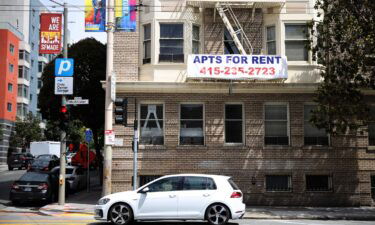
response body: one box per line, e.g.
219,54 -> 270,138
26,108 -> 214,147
8,166 -> 13,171
109,203 -> 133,225
206,204 -> 230,225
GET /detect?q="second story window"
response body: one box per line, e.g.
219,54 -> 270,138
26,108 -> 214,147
140,104 -> 164,145
180,104 -> 204,145
304,105 -> 328,146
285,24 -> 308,61
264,104 -> 289,145
143,24 -> 151,64
159,23 -> 184,63
266,26 -> 276,55
192,25 -> 200,54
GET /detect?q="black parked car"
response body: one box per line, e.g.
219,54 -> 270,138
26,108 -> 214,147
7,153 -> 34,171
9,172 -> 58,204
28,155 -> 59,172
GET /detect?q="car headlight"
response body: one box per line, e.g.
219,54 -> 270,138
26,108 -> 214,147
98,198 -> 110,205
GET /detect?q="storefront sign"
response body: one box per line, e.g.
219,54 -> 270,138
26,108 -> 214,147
39,13 -> 62,54
187,55 -> 288,80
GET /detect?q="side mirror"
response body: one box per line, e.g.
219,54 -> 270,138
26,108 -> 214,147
139,187 -> 149,194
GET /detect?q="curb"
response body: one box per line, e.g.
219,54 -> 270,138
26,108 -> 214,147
39,203 -> 95,216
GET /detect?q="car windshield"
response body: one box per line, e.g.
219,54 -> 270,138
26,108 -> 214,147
19,172 -> 48,182
37,155 -> 51,160
32,159 -> 49,167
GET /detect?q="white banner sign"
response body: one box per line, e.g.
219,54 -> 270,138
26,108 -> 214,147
54,77 -> 73,95
187,54 -> 288,80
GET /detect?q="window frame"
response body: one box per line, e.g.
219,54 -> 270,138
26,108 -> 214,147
265,174 -> 292,192
305,174 -> 333,192
192,24 -> 200,54
266,25 -> 276,55
284,23 -> 309,62
159,23 -> 185,63
143,23 -> 152,64
179,103 -> 205,146
303,103 -> 330,146
138,102 -> 165,146
224,103 -> 244,145
7,103 -> 12,112
264,102 -> 290,146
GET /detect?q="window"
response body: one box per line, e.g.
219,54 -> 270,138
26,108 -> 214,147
8,83 -> 13,92
17,103 -> 29,118
159,24 -> 184,63
192,25 -> 200,54
266,175 -> 292,192
38,61 -> 45,73
147,177 -> 182,192
9,64 -> 14,73
182,176 -> 217,190
143,24 -> 151,64
180,104 -> 204,145
7,103 -> 12,112
285,24 -> 308,61
140,104 -> 164,145
304,105 -> 329,146
264,104 -> 289,145
9,44 -> 15,54
139,175 -> 162,187
31,42 -> 35,50
369,106 -> 375,146
18,66 -> 30,80
224,27 -> 241,54
225,104 -> 243,144
30,94 -> 33,101
19,50 -> 30,62
371,175 -> 375,201
266,26 -> 276,55
306,175 -> 332,192
18,84 -> 29,98
38,78 -> 43,89
31,59 -> 34,67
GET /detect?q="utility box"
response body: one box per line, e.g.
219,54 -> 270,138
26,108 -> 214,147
30,141 -> 61,157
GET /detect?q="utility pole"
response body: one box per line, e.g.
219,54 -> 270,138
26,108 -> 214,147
103,0 -> 115,196
58,2 -> 68,205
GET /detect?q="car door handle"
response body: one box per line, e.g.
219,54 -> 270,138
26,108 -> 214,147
169,194 -> 176,198
203,193 -> 210,197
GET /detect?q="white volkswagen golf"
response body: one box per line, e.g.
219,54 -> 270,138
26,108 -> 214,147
94,174 -> 246,225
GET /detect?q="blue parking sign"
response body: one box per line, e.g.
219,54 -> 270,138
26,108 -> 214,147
55,58 -> 74,76
85,129 -> 93,143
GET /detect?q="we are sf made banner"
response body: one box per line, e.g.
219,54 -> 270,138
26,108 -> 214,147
39,13 -> 62,54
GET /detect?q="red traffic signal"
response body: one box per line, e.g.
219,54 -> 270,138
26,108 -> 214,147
60,106 -> 68,113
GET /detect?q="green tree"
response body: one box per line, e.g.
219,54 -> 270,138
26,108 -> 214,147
38,38 -> 106,157
310,0 -> 375,134
8,113 -> 43,154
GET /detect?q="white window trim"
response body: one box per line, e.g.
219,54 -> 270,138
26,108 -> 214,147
137,102 -> 166,146
283,22 -> 311,64
224,103 -> 245,146
179,103 -> 205,146
264,174 -> 293,193
263,102 -> 290,146
192,23 -> 201,54
303,102 -> 330,147
142,23 -> 152,64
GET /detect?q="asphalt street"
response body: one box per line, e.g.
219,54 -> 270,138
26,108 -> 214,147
0,169 -> 26,208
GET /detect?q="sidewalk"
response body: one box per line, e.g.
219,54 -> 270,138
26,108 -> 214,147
40,190 -> 375,220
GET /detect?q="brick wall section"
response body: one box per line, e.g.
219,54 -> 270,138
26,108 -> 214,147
113,31 -> 139,81
204,8 -> 263,55
111,93 -> 375,206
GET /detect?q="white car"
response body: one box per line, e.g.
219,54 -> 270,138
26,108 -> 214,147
51,166 -> 87,192
94,174 -> 245,225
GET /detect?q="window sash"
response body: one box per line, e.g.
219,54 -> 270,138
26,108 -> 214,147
264,104 -> 288,145
285,24 -> 308,61
225,104 -> 243,144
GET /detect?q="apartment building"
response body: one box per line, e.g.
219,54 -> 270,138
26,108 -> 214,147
112,0 -> 375,206
0,23 -> 23,164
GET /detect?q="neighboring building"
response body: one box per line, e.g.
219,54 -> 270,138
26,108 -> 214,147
0,23 -> 23,164
112,0 -> 375,206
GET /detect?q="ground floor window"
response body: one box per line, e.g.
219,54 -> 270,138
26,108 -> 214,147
264,103 -> 289,145
140,104 -> 164,145
371,175 -> 375,201
180,104 -> 204,145
266,175 -> 292,192
306,175 -> 332,192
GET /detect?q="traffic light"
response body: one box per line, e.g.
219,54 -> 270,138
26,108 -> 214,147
114,98 -> 128,126
59,105 -> 69,130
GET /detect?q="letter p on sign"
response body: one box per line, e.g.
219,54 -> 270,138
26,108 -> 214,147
55,58 -> 74,76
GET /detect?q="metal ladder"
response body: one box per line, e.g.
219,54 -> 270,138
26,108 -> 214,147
216,2 -> 253,55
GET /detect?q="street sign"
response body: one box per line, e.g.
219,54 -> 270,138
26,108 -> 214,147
110,75 -> 116,102
55,77 -> 73,95
66,99 -> 89,105
105,130 -> 115,145
55,58 -> 74,76
85,129 -> 93,143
